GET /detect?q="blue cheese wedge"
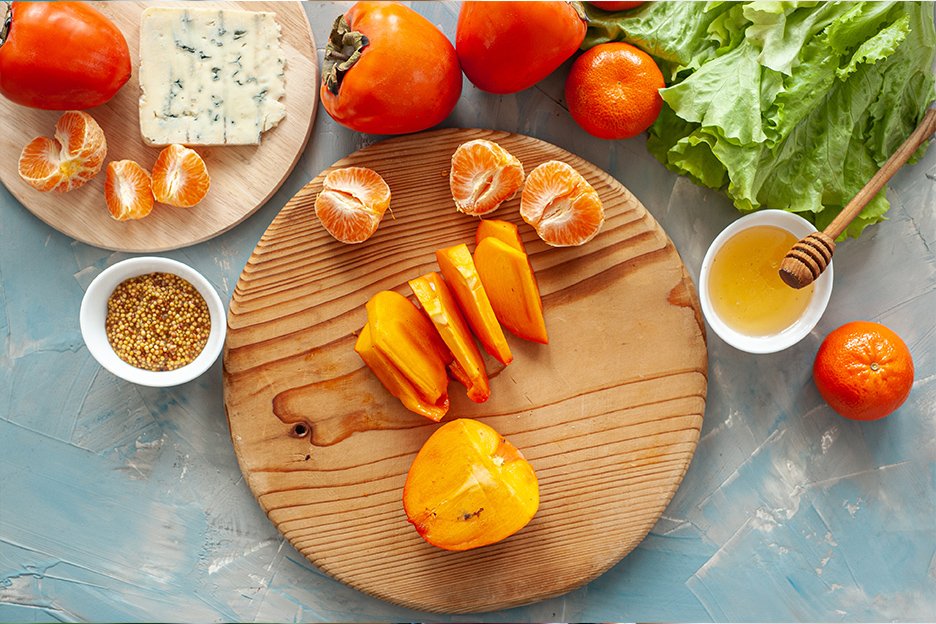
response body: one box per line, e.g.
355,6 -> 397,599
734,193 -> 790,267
139,7 -> 287,146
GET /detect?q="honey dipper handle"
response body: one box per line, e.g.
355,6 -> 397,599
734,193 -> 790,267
824,107 -> 936,240
779,107 -> 936,290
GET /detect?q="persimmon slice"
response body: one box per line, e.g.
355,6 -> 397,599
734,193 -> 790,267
105,160 -> 155,221
436,243 -> 513,366
355,323 -> 449,422
151,144 -> 210,207
475,218 -> 526,253
355,290 -> 452,421
18,111 -> 107,193
450,139 -> 525,216
520,160 -> 604,246
403,418 -> 539,551
315,166 -> 391,243
409,272 -> 490,403
474,236 -> 548,344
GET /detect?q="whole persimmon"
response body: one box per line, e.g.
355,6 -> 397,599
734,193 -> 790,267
456,1 -> 587,94
813,321 -> 914,421
565,42 -> 665,140
321,2 -> 462,135
589,1 -> 645,10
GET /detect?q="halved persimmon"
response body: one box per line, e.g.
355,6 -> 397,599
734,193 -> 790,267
475,236 -> 548,344
450,139 -> 525,216
105,160 -> 155,221
18,111 -> 107,193
151,144 -> 210,207
403,418 -> 539,551
436,243 -> 513,366
315,166 -> 391,243
409,271 -> 490,403
520,160 -> 604,246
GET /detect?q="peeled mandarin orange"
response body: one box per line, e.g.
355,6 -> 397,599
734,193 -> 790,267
450,139 -> 525,216
18,110 -> 107,193
105,160 -> 155,221
813,321 -> 914,421
151,144 -> 210,207
315,166 -> 392,244
520,160 -> 604,246
565,41 -> 664,140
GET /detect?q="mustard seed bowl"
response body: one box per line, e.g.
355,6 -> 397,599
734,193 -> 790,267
79,257 -> 227,387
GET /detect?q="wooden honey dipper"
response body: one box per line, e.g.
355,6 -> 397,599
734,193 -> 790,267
779,107 -> 936,289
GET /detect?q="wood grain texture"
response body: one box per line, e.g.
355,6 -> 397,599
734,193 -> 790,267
0,1 -> 316,252
223,128 -> 708,613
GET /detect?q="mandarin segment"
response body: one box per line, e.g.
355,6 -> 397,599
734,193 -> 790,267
520,160 -> 604,246
17,111 -> 107,193
151,144 -> 211,207
105,160 -> 155,221
450,139 -> 525,216
315,166 -> 392,243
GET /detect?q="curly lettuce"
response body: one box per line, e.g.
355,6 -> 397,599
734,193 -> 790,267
583,1 -> 936,238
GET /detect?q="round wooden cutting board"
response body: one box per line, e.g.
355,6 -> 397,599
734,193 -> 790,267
0,1 -> 316,252
223,128 -> 708,614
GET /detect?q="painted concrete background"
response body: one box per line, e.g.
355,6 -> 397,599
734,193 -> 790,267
2,2 -> 934,622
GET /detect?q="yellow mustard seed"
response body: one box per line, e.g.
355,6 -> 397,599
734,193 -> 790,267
105,272 -> 211,372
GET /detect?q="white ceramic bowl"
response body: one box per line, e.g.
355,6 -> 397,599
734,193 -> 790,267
699,210 -> 833,354
79,257 -> 226,387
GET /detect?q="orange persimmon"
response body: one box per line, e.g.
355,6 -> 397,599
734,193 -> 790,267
474,236 -> 548,344
355,290 -> 453,421
436,243 -> 513,366
403,418 -> 539,551
475,218 -> 525,252
409,272 -> 490,404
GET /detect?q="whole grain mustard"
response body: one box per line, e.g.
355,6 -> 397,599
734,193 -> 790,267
105,272 -> 211,371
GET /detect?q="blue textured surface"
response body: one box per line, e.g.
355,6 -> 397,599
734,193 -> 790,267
2,2 -> 934,622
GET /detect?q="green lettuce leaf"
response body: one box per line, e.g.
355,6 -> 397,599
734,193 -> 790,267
582,1 -> 936,239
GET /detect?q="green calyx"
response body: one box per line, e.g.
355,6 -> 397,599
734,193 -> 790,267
323,14 -> 369,96
1,3 -> 12,48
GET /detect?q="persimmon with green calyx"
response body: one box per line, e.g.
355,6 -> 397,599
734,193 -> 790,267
409,272 -> 490,404
474,235 -> 548,345
320,1 -> 462,135
403,418 -> 539,551
355,290 -> 453,421
436,243 -> 513,366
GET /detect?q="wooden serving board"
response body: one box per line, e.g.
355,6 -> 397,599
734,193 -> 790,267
223,128 -> 708,613
0,1 -> 316,252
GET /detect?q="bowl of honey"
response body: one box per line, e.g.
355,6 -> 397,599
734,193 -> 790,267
699,210 -> 833,354
79,257 -> 227,387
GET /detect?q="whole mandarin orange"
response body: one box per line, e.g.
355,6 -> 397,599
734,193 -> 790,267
564,41 -> 664,140
813,321 -> 914,421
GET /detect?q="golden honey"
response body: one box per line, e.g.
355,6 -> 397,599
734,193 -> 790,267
708,225 -> 814,336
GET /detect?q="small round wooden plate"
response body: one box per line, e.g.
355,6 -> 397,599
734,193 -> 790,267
0,1 -> 316,252
223,128 -> 708,614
